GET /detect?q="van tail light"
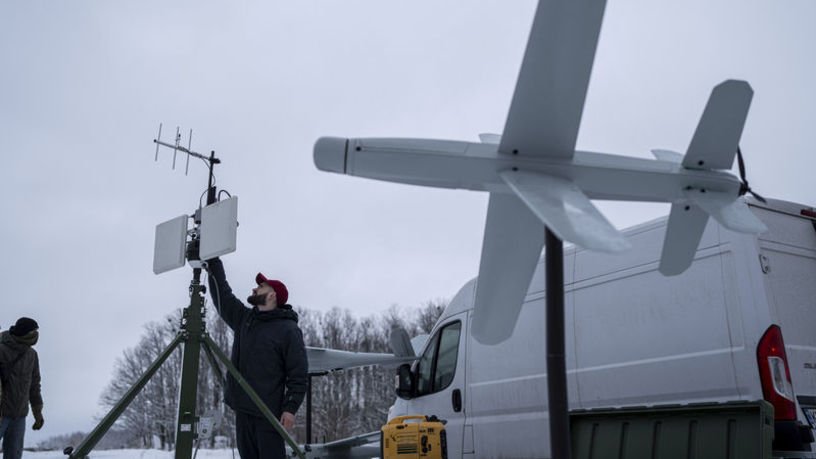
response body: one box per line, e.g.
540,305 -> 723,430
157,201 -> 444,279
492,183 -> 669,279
757,325 -> 797,420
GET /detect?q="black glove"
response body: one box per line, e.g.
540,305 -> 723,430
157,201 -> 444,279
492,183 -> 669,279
32,406 -> 44,430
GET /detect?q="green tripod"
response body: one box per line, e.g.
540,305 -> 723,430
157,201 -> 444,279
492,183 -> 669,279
64,269 -> 306,459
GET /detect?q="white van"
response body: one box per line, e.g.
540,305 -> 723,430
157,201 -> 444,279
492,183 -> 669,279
389,197 -> 816,458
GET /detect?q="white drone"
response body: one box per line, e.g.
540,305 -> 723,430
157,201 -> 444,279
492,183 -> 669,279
313,0 -> 767,346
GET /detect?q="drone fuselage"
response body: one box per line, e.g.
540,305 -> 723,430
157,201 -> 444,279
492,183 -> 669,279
314,136 -> 742,204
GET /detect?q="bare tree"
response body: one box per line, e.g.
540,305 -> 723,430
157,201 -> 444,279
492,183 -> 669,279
95,299 -> 448,449
99,315 -> 182,449
416,299 -> 446,334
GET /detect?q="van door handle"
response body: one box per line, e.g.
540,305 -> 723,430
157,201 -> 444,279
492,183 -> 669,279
452,389 -> 462,412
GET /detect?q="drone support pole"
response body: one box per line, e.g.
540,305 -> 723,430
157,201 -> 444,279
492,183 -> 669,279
202,335 -> 307,459
68,334 -> 184,459
545,228 -> 571,459
306,375 -> 313,444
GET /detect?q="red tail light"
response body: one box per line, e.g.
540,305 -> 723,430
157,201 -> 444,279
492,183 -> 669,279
757,325 -> 797,420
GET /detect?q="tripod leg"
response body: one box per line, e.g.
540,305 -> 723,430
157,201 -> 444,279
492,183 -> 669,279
201,335 -> 306,459
67,333 -> 184,459
201,339 -> 226,388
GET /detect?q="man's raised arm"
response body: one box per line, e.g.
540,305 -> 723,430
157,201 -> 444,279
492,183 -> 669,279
206,258 -> 248,331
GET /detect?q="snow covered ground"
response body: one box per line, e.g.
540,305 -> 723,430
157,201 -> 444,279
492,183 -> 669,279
23,450 -> 238,459
24,449 -> 380,459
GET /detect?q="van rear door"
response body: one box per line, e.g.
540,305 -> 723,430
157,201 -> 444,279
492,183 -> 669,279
753,202 -> 816,434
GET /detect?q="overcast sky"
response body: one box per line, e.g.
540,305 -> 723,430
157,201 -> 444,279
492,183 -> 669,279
1,0 -> 814,446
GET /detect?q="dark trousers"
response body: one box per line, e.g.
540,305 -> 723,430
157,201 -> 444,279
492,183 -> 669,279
0,417 -> 25,459
235,412 -> 285,459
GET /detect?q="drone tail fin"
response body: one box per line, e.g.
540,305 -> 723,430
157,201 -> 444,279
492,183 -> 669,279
659,191 -> 767,276
684,190 -> 767,234
659,202 -> 709,276
682,80 -> 753,171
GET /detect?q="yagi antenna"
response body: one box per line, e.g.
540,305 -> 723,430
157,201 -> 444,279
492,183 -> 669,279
153,123 -> 220,176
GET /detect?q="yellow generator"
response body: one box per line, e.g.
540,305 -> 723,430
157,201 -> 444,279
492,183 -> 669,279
380,415 -> 447,459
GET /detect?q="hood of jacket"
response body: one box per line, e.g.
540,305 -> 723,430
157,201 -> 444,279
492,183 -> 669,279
1,330 -> 25,350
1,330 -> 38,348
253,304 -> 299,323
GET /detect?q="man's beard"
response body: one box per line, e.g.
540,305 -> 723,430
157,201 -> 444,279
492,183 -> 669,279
247,293 -> 266,307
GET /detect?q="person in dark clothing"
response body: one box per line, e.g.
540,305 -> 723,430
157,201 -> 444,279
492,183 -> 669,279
206,257 -> 308,459
0,318 -> 44,459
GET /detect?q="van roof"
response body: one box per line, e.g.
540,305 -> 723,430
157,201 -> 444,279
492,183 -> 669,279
435,197 -> 815,326
745,196 -> 815,219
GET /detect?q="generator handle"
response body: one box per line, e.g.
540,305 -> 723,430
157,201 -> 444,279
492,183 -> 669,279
387,415 -> 429,425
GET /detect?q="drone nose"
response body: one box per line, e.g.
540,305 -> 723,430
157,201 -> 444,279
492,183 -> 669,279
313,137 -> 348,174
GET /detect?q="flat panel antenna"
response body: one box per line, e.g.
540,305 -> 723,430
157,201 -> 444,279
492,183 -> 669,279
153,214 -> 189,274
199,196 -> 238,260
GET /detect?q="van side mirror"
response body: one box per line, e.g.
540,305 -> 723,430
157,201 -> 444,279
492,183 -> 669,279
395,363 -> 414,399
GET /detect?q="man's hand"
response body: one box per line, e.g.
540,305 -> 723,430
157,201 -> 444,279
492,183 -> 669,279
281,411 -> 295,431
33,411 -> 44,430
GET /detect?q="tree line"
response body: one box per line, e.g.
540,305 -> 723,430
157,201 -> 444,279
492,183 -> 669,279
39,301 -> 445,451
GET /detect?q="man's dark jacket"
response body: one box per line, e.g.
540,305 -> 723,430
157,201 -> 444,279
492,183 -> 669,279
0,331 -> 43,418
207,258 -> 308,418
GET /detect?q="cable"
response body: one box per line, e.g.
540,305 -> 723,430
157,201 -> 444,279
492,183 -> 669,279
218,190 -> 232,200
199,189 -> 209,209
204,263 -> 223,317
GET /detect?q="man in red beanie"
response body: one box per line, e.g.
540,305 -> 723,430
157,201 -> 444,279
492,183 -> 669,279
0,317 -> 44,459
205,257 -> 308,459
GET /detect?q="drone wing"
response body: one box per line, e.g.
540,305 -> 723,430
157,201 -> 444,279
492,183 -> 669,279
294,431 -> 381,457
473,0 -> 608,344
501,171 -> 630,253
471,193 -> 546,345
498,0 -> 607,160
306,347 -> 416,375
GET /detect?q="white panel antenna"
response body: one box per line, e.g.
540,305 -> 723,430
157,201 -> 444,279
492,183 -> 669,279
199,196 -> 239,261
153,215 -> 189,274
